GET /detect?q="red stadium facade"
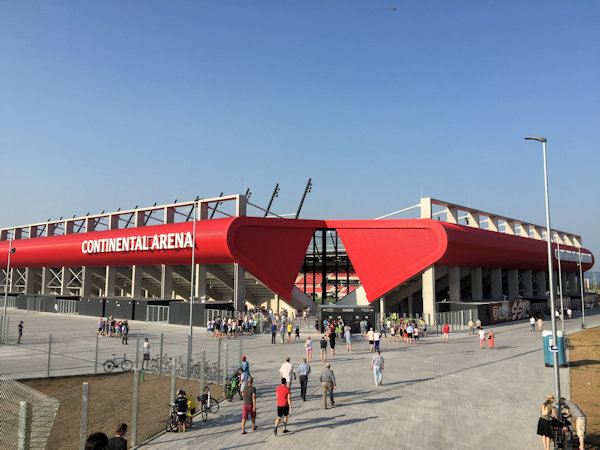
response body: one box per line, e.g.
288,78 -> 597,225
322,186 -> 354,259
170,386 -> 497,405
0,196 -> 594,323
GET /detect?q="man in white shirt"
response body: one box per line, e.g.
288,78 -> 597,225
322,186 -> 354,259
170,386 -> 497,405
279,356 -> 296,389
373,330 -> 381,351
142,338 -> 150,369
367,328 -> 375,352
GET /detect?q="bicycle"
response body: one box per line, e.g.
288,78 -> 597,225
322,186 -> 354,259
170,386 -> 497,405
103,354 -> 133,373
165,404 -> 179,432
552,413 -> 573,450
198,385 -> 220,415
223,371 -> 241,402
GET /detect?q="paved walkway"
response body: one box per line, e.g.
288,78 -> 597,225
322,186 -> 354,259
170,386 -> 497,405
1,309 -> 598,449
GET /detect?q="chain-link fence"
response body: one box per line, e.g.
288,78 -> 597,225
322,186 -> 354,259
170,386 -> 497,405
0,376 -> 60,450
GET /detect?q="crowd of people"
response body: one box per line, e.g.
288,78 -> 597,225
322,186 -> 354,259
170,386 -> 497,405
97,316 -> 129,345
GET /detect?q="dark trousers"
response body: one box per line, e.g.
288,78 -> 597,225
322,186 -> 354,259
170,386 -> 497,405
272,332 -> 276,344
122,334 -> 128,345
299,375 -> 308,400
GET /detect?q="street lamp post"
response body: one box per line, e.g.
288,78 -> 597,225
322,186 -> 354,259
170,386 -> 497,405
525,136 -> 561,404
578,248 -> 586,329
187,200 -> 197,377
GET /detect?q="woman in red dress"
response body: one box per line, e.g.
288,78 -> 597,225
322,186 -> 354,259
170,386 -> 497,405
488,330 -> 495,350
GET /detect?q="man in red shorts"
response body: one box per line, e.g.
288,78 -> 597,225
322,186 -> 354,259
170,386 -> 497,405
274,378 -> 292,435
241,377 -> 257,434
442,323 -> 450,343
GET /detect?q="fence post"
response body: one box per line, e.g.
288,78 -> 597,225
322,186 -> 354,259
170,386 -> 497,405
6,316 -> 9,344
47,334 -> 52,378
135,333 -> 140,369
94,334 -> 99,374
159,333 -> 164,376
79,382 -> 89,450
186,334 -> 192,380
131,369 -> 140,447
238,339 -> 243,367
217,339 -> 222,382
223,343 -> 229,385
17,401 -> 31,450
170,360 -> 177,405
200,350 -> 205,391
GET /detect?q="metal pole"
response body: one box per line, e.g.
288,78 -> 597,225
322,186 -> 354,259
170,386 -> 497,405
17,401 -> 29,450
47,334 -> 52,378
131,369 -> 140,447
238,339 -> 243,368
79,383 -> 89,450
94,334 -> 99,374
579,248 -> 586,329
135,332 -> 140,369
3,235 -> 13,344
224,343 -> 229,383
200,350 -> 205,389
217,339 -> 222,382
170,362 -> 176,405
159,333 -> 164,376
186,334 -> 192,380
294,178 -> 312,219
556,241 -> 565,336
540,139 -> 561,403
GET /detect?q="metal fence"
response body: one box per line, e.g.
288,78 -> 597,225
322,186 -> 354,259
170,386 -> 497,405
58,299 -> 78,314
146,305 -> 169,323
0,297 -> 17,309
0,376 -> 60,450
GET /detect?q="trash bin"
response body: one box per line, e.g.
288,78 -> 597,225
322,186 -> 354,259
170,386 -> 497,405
542,330 -> 567,367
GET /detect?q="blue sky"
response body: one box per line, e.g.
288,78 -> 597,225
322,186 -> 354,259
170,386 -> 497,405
1,1 -> 599,268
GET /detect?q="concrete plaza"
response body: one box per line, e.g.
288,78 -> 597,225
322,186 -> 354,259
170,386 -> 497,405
1,309 -> 597,449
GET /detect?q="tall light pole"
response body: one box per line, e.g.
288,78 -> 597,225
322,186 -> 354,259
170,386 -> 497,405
525,136 -> 561,404
578,248 -> 586,329
2,233 -> 15,344
188,200 -> 197,374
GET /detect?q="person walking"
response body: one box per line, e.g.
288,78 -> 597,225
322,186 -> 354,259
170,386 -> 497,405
367,328 -> 375,351
468,319 -> 474,335
106,423 -> 127,450
344,328 -> 352,352
537,317 -> 543,331
274,379 -> 291,435
287,322 -> 293,343
329,327 -> 336,356
241,377 -> 257,434
297,358 -> 311,401
371,349 -> 384,386
305,337 -> 313,362
320,336 -> 328,362
121,321 -> 128,345
530,316 -> 536,332
442,323 -> 450,344
142,338 -> 150,369
17,321 -> 23,344
373,328 -> 381,350
280,324 -> 286,344
279,356 -> 296,389
319,363 -> 337,409
271,323 -> 277,344
487,330 -> 495,350
478,327 -> 486,349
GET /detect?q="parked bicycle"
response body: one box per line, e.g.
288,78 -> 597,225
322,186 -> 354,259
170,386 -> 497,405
198,384 -> 220,415
103,354 -> 133,373
165,404 -> 179,432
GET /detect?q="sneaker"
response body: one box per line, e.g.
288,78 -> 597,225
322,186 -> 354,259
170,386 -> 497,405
283,429 -> 289,433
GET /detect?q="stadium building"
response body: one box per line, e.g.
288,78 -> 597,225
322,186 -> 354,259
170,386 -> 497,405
0,195 -> 595,325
